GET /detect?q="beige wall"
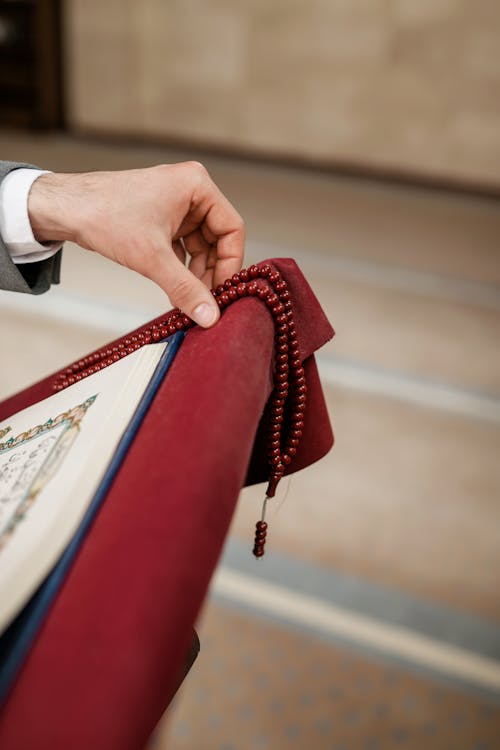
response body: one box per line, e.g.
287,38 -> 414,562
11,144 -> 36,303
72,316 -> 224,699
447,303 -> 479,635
66,0 -> 500,188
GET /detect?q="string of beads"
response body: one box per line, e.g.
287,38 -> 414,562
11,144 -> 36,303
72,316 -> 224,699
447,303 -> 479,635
53,264 -> 306,558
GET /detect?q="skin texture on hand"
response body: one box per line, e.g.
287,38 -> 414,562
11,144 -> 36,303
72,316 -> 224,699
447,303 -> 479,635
28,162 -> 245,327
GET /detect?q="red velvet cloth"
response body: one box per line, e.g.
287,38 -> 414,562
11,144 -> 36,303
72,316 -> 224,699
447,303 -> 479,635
0,259 -> 334,750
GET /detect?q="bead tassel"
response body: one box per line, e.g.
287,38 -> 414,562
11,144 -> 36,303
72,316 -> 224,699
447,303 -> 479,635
53,264 -> 306,558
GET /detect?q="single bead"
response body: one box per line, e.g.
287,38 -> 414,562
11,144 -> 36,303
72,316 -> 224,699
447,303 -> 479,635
257,287 -> 269,299
220,292 -> 230,306
260,264 -> 271,277
216,284 -> 225,295
224,279 -> 233,290
249,265 -> 260,278
269,271 -> 281,284
288,446 -> 297,456
239,268 -> 250,282
228,287 -> 238,301
237,283 -> 247,297
231,273 -> 240,285
253,546 -> 265,558
291,429 -> 303,439
256,521 -> 268,531
247,281 -> 259,296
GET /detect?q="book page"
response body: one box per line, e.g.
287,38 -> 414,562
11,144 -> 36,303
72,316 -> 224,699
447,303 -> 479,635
0,343 -> 168,632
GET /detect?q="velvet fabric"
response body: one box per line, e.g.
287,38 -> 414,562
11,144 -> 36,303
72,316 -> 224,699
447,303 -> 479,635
0,258 -> 334,750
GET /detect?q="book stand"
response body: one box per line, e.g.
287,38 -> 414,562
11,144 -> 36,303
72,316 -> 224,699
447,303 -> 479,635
0,258 -> 334,750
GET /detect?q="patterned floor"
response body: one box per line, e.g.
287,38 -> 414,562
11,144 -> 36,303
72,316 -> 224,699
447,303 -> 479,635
150,602 -> 500,750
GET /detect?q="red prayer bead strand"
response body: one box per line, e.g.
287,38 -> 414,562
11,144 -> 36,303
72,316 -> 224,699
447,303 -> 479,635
52,264 -> 306,559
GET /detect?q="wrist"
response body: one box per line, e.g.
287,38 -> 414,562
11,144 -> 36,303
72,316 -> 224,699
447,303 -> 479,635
28,172 -> 81,243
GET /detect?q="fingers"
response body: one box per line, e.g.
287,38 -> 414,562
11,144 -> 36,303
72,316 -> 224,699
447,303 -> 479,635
200,198 -> 245,288
173,239 -> 187,266
212,226 -> 245,288
183,229 -> 219,289
145,242 -> 220,328
178,164 -> 245,287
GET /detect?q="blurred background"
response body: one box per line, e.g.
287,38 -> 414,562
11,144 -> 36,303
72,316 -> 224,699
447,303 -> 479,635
1,1 -> 499,748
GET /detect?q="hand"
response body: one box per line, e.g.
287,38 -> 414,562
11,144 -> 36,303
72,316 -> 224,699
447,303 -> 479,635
28,162 -> 245,327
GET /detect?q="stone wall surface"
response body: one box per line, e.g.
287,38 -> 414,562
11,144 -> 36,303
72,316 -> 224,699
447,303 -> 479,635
66,0 -> 500,187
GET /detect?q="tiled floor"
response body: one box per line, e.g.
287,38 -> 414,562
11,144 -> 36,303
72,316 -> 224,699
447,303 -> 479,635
149,602 -> 500,750
1,130 -> 499,748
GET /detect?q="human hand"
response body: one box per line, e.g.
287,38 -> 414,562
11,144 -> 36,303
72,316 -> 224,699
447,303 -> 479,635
28,162 -> 245,327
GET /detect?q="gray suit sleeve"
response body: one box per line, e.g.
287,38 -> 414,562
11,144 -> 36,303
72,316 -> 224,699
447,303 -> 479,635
0,160 -> 63,295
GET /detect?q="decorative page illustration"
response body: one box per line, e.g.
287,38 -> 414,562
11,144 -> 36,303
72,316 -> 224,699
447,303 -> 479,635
0,342 -> 171,635
0,396 -> 97,553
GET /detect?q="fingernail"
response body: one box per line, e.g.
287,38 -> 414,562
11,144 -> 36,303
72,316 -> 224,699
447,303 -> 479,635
192,302 -> 217,327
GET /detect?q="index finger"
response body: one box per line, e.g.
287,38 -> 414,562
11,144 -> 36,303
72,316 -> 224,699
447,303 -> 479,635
201,199 -> 245,288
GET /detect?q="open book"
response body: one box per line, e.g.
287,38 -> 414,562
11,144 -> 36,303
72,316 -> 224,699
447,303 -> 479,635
0,335 -> 182,638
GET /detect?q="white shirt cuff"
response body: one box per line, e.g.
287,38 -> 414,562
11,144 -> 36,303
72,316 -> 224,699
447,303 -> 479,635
0,168 -> 63,265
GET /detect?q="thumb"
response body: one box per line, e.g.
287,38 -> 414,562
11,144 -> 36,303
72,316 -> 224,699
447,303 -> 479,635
158,251 -> 220,328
